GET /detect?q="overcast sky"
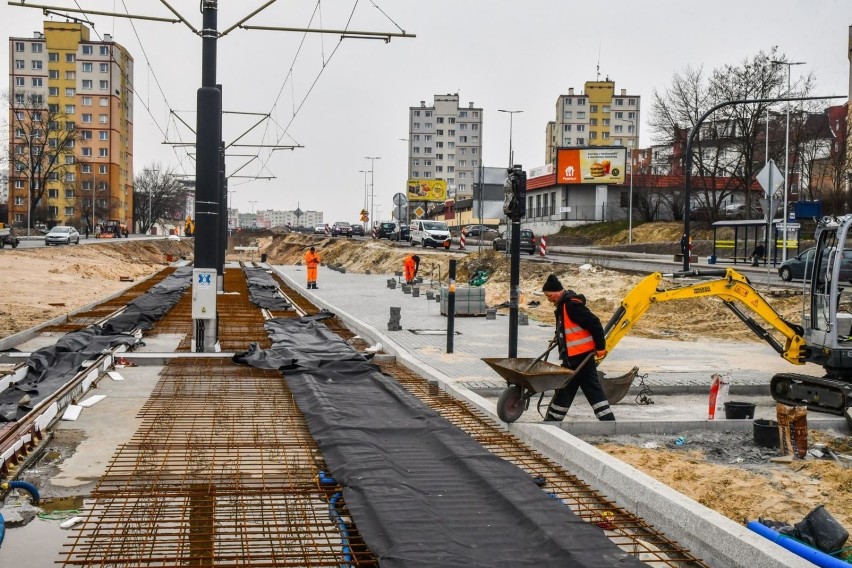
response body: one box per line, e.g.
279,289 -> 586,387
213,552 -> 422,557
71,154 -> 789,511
2,1 -> 850,224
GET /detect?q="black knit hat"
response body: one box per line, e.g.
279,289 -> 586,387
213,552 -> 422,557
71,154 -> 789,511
542,274 -> 563,292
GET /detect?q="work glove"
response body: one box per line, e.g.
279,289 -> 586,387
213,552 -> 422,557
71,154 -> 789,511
595,349 -> 608,360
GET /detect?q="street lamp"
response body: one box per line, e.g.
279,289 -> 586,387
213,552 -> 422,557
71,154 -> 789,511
628,145 -> 635,245
249,200 -> 258,214
498,109 -> 523,167
145,168 -> 158,235
770,59 -> 806,262
358,169 -> 370,229
364,156 -> 381,226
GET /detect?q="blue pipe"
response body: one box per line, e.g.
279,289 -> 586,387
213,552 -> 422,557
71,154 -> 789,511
0,480 -> 40,548
747,520 -> 850,567
329,492 -> 353,567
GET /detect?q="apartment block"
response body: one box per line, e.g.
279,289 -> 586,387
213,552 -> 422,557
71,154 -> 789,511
406,94 -> 483,200
545,80 -> 640,164
8,22 -> 133,231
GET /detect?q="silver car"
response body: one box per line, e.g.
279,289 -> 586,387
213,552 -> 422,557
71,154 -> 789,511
45,226 -> 80,246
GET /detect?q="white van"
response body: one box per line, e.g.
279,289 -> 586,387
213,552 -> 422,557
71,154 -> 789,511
409,219 -> 451,249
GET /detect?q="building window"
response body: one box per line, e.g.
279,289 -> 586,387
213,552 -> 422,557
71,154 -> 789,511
424,147 -> 432,154
602,132 -> 609,139
31,60 -> 43,70
48,189 -> 59,198
577,137 -> 585,145
99,97 -> 108,106
65,70 -> 76,80
65,207 -> 75,216
82,45 -> 93,55
425,111 -> 432,117
82,147 -> 92,156
459,124 -> 468,130
82,62 -> 93,72
628,98 -> 636,105
82,97 -> 92,106
15,77 -> 25,87
564,97 -> 572,106
48,87 -> 59,97
81,164 -> 92,173
563,137 -> 571,145
83,79 -> 94,90
577,99 -> 586,106
614,139 -> 622,146
65,172 -> 76,182
590,132 -> 598,140
459,111 -> 467,118
615,111 -> 623,119
15,59 -> 24,69
425,122 -> 432,128
49,69 -> 59,79
99,80 -> 108,90
65,155 -> 76,165
15,42 -> 24,52
563,124 -> 572,132
576,125 -> 585,132
614,125 -> 623,133
459,136 -> 467,143
99,131 -> 108,140
590,118 -> 598,126
99,63 -> 108,73
564,111 -> 572,119
82,113 -> 93,123
99,114 -> 108,124
99,148 -> 108,157
471,124 -> 478,130
628,125 -> 635,133
99,164 -> 108,174
615,99 -> 624,106
602,118 -> 610,126
99,46 -> 109,56
65,53 -> 75,62
413,171 -> 419,177
413,122 -> 420,129
577,112 -> 586,119
81,130 -> 92,139
32,43 -> 43,53
590,105 -> 598,112
437,117 -> 444,124
628,112 -> 636,119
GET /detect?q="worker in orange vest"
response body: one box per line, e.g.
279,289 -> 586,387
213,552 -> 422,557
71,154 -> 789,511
304,246 -> 320,289
403,254 -> 420,285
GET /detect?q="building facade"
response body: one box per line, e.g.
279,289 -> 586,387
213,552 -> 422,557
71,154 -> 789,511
256,208 -> 323,228
545,80 -> 640,164
405,94 -> 483,201
7,22 -> 133,231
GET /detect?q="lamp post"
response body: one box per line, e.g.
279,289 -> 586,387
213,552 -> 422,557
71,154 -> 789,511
770,59 -> 805,262
364,156 -> 381,227
628,144 -> 635,244
145,168 -> 158,235
498,109 -> 523,167
358,169 -> 370,229
249,200 -> 258,214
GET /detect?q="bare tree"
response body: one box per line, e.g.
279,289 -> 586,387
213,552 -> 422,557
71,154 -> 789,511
6,91 -> 79,230
133,165 -> 189,234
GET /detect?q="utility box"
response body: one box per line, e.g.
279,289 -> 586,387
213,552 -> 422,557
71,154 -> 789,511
192,268 -> 217,320
440,285 -> 486,316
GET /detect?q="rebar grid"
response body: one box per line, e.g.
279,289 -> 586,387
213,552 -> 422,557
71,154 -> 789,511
381,362 -> 709,568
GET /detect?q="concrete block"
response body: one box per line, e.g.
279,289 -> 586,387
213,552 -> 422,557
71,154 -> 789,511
485,308 -> 497,320
519,313 -> 528,325
412,287 -> 420,298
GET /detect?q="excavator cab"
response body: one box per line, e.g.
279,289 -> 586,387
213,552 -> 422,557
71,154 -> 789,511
770,215 -> 852,413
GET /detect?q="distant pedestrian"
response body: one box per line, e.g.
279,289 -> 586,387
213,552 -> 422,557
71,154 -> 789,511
304,246 -> 320,289
680,233 -> 689,257
750,242 -> 765,266
85,225 -> 89,239
542,274 -> 613,422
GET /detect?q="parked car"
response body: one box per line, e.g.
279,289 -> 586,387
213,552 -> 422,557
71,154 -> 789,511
45,225 -> 80,246
493,228 -> 536,255
351,224 -> 365,236
409,220 -> 451,248
314,224 -> 327,235
376,222 -> 396,239
778,247 -> 852,282
391,223 -> 410,242
724,203 -> 763,220
331,222 -> 353,237
462,224 -> 497,237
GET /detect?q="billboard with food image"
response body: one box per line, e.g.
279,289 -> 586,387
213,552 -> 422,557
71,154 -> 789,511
407,179 -> 447,202
556,147 -> 626,185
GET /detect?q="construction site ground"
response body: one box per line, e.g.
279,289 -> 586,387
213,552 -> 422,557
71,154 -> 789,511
0,224 -> 850,565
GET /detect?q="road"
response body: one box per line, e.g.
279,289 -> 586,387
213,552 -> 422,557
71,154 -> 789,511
4,234 -> 180,250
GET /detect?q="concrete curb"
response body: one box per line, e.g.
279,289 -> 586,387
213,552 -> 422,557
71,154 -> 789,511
271,264 -> 817,568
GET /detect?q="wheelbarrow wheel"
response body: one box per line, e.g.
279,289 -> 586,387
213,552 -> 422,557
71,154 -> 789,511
497,385 -> 525,423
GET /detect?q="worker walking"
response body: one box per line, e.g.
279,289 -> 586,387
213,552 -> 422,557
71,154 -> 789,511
403,254 -> 421,285
304,246 -> 320,289
542,274 -> 614,422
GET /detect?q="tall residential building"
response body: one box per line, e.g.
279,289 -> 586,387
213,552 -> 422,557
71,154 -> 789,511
8,22 -> 133,231
545,80 -> 640,164
406,94 -> 483,200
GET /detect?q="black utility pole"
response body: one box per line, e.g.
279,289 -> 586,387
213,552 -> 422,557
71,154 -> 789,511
505,165 -> 527,358
195,0 -> 221,273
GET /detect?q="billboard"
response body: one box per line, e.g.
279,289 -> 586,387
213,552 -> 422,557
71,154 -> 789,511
556,147 -> 627,185
407,179 -> 447,202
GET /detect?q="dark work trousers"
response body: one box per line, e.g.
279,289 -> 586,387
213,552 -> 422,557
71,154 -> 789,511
546,353 -> 614,421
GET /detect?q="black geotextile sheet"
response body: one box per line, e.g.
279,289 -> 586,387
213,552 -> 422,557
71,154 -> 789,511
234,317 -> 643,567
0,267 -> 193,421
243,267 -> 292,311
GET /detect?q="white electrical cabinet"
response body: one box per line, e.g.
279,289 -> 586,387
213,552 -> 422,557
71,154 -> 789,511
192,268 -> 217,320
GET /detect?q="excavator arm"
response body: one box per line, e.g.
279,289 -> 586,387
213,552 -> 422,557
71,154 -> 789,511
601,268 -> 809,366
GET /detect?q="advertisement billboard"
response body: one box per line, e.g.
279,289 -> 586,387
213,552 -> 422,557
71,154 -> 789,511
556,147 -> 627,185
407,179 -> 447,202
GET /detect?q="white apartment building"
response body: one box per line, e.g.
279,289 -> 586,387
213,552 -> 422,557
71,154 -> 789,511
406,94 -> 483,200
256,208 -> 323,228
545,80 -> 640,164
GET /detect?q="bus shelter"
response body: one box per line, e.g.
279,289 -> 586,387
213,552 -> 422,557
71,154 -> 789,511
710,219 -> 800,267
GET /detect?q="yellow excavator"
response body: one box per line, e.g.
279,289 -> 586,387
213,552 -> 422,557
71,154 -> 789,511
602,215 -> 852,416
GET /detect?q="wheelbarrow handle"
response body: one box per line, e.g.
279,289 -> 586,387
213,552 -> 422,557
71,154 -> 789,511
521,339 -> 560,373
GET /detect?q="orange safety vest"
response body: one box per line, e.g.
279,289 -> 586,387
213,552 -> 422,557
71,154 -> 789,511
561,302 -> 595,356
304,251 -> 320,268
403,255 -> 416,280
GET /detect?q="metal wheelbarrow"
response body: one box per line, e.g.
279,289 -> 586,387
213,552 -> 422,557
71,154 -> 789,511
483,343 -> 640,423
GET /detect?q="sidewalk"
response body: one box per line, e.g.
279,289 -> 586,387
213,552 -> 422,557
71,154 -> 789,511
272,264 -> 818,397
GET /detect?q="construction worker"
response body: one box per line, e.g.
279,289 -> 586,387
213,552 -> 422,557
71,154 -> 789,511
541,274 -> 614,422
304,246 -> 320,289
403,254 -> 420,285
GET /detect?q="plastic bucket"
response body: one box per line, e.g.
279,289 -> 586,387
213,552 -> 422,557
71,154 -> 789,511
724,401 -> 756,419
753,419 -> 780,448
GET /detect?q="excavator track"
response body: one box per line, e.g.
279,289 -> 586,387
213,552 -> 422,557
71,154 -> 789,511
770,372 -> 851,415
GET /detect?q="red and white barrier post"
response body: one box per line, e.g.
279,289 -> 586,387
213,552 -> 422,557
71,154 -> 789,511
539,235 -> 547,257
372,225 -> 378,239
459,232 -> 466,250
324,224 -> 329,237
